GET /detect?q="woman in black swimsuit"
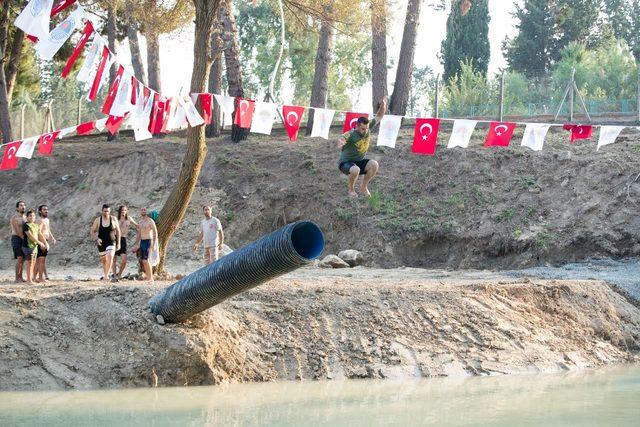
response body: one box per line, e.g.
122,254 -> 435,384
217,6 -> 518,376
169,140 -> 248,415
90,204 -> 121,283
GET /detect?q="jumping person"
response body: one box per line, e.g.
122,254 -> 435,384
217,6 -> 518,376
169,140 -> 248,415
335,96 -> 388,198
192,205 -> 224,265
112,205 -> 138,279
131,207 -> 158,283
10,201 -> 26,282
35,205 -> 56,283
22,210 -> 48,285
90,204 -> 121,283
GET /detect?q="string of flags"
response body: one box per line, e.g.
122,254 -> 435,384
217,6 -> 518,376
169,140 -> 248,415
1,0 -> 639,171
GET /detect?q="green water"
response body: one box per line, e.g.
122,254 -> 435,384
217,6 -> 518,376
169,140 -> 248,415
1,366 -> 639,426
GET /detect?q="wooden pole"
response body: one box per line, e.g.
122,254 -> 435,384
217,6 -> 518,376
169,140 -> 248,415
434,74 -> 440,118
20,104 -> 25,139
498,70 -> 505,121
48,100 -> 55,132
77,98 -> 82,125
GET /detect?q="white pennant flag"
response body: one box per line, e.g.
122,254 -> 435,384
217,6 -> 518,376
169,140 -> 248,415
58,126 -> 76,138
250,102 -> 277,135
310,108 -> 335,139
76,37 -> 101,83
597,126 -> 625,151
95,118 -> 108,132
15,0 -> 54,40
16,137 -> 39,159
178,96 -> 205,127
109,72 -> 133,117
213,94 -> 235,127
133,91 -> 154,141
447,119 -> 477,148
521,124 -> 551,151
377,115 -> 402,148
35,6 -> 84,60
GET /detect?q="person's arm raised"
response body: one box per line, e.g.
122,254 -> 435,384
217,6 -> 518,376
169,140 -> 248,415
375,95 -> 388,121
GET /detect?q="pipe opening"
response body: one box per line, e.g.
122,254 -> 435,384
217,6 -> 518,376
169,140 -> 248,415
291,221 -> 324,260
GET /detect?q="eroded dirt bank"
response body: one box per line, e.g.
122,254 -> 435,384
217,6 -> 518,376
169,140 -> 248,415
1,269 -> 638,391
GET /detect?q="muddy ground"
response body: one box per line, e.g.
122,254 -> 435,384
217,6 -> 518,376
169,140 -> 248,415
0,268 -> 639,391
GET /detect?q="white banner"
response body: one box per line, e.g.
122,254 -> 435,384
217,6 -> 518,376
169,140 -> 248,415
377,115 -> 402,148
250,102 -> 277,135
14,0 -> 54,40
521,124 -> 551,151
76,37 -> 101,83
35,6 -> 84,60
95,118 -> 107,132
109,72 -> 134,117
58,126 -> 76,138
597,126 -> 626,151
213,94 -> 235,127
178,96 -> 205,127
310,108 -> 335,139
15,137 -> 39,159
447,119 -> 477,149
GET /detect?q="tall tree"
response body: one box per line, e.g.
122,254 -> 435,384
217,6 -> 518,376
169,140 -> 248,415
441,0 -> 490,82
125,2 -> 147,85
551,0 -> 602,59
389,0 -> 421,115
206,20 -> 223,138
305,16 -> 335,134
156,0 -> 220,272
602,0 -> 640,61
0,1 -> 13,142
504,0 -> 554,80
370,0 -> 388,111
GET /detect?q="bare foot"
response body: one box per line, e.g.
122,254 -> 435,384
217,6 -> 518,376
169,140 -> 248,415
348,190 -> 358,198
360,186 -> 371,197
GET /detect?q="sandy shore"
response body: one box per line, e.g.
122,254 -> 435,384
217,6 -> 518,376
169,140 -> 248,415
1,267 -> 638,391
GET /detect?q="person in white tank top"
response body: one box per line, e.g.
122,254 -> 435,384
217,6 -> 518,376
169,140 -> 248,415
192,205 -> 224,264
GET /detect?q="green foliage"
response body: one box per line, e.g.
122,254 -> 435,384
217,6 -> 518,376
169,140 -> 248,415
335,207 -> 353,221
441,0 -> 490,82
408,66 -> 436,117
551,0 -> 604,59
441,61 -> 495,116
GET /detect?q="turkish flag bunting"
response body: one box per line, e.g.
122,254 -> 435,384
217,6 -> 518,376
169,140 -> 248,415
150,97 -> 172,134
61,20 -> 93,78
282,105 -> 305,141
198,94 -> 213,125
234,98 -> 255,128
130,77 -> 138,105
412,118 -> 440,156
484,121 -> 517,147
343,112 -> 368,133
106,115 -> 126,135
51,0 -> 77,16
88,45 -> 110,101
563,124 -> 593,143
147,93 -> 161,133
1,141 -> 21,170
38,131 -> 60,155
102,65 -> 125,115
76,120 -> 96,135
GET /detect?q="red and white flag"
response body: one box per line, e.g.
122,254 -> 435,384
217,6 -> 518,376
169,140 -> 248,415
484,121 -> 517,147
412,118 -> 440,156
76,37 -> 101,82
213,94 -> 235,127
179,96 -> 205,127
105,115 -> 126,135
250,101 -> 277,135
110,71 -> 134,117
521,124 -> 551,151
51,0 -> 77,16
377,115 -> 402,148
234,98 -> 255,128
62,20 -> 93,78
16,136 -> 38,159
38,131 -> 60,155
343,112 -> 368,133
102,65 -> 125,115
310,108 -> 335,139
88,45 -> 110,101
190,93 -> 213,125
0,141 -> 21,170
76,120 -> 96,135
447,119 -> 477,149
563,123 -> 593,143
15,0 -> 54,40
35,6 -> 84,60
282,105 -> 305,141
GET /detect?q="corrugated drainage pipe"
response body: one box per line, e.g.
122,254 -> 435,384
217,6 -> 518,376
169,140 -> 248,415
149,221 -> 324,323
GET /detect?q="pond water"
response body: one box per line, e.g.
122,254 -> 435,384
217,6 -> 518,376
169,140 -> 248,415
1,366 -> 638,426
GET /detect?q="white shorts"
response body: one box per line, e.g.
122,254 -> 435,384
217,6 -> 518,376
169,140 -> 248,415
100,246 -> 116,256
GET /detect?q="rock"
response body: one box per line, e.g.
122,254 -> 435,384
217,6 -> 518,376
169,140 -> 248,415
319,255 -> 350,269
338,250 -> 364,267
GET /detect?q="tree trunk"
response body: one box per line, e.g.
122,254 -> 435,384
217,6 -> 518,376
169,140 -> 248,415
5,28 -> 25,104
147,32 -> 162,92
0,2 -> 12,143
206,25 -> 223,138
156,0 -> 220,274
126,3 -> 146,85
371,0 -> 388,111
305,18 -> 335,135
106,3 -> 118,83
220,0 -> 247,142
389,0 -> 421,116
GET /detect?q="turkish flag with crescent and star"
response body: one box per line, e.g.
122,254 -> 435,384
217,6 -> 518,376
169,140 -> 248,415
102,65 -> 125,115
62,20 -> 93,78
1,141 -> 21,170
563,123 -> 593,143
234,98 -> 255,128
342,112 -> 368,133
484,121 -> 517,147
412,118 -> 440,156
38,131 -> 60,155
282,105 -> 305,141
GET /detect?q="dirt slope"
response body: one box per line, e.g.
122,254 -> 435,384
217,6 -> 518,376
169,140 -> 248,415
1,126 -> 640,271
1,271 -> 639,391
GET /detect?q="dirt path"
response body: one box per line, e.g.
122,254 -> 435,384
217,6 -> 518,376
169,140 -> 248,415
1,268 -> 638,391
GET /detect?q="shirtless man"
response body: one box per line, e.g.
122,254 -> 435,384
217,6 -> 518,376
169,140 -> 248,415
10,201 -> 26,282
131,207 -> 158,283
22,210 -> 48,285
192,205 -> 224,265
112,205 -> 138,279
35,205 -> 57,282
90,204 -> 121,283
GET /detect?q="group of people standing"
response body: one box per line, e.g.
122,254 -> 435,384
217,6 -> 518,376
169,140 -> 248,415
9,201 -> 225,284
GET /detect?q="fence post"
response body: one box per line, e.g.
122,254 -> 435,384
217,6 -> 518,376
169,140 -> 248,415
77,98 -> 82,125
48,100 -> 55,133
20,104 -> 26,139
434,74 -> 440,118
498,70 -> 505,121
637,68 -> 640,124
569,68 -> 575,122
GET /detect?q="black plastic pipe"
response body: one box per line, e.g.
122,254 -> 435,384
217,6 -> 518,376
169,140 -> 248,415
149,221 -> 324,323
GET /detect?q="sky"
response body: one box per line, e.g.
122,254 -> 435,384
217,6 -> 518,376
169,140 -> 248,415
118,0 -> 519,111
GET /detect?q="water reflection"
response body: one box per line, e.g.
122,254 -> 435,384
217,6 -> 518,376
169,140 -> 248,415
1,366 -> 639,426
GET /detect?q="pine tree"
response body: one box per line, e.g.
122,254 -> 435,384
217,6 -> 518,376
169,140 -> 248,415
551,0 -> 602,59
441,0 -> 490,82
504,0 -> 554,80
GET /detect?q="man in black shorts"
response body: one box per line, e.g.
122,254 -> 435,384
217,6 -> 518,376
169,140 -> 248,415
335,96 -> 387,198
10,201 -> 26,282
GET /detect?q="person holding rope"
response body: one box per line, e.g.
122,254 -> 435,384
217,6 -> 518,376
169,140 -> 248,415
335,96 -> 388,198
